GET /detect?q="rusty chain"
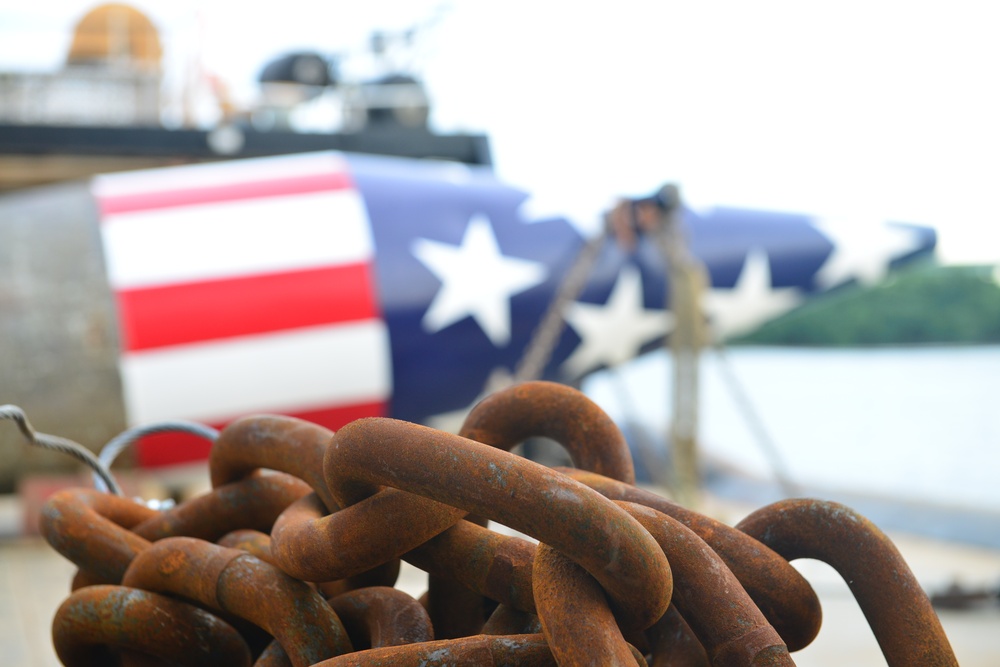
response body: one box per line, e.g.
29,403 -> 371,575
25,381 -> 957,666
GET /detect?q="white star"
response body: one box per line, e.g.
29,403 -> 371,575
703,248 -> 802,340
412,214 -> 547,346
814,219 -> 926,289
562,265 -> 674,378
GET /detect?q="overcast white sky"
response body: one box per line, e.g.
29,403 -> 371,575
2,0 -> 999,263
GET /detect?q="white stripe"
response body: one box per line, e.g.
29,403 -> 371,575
102,189 -> 373,289
120,321 -> 392,424
93,151 -> 347,198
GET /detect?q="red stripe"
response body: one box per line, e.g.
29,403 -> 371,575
117,264 -> 378,351
135,401 -> 387,467
99,171 -> 354,216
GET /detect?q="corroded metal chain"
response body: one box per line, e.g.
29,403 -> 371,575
35,381 -> 958,666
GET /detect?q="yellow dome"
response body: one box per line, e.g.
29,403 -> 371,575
67,3 -> 162,69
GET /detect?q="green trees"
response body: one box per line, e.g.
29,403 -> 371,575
733,264 -> 1000,346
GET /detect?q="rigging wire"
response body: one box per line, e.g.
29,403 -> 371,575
1,404 -> 221,508
1,404 -> 123,496
708,342 -> 800,498
507,189 -> 800,498
94,421 -> 219,494
512,229 -> 608,383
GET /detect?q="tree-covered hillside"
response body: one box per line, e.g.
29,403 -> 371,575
732,264 -> 1000,346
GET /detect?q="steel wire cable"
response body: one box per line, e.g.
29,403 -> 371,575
94,421 -> 219,493
1,404 -> 123,496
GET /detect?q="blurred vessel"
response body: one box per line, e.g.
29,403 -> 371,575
0,5 -> 955,543
0,3 -> 491,193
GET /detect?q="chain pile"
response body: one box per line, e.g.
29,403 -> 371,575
34,381 -> 957,666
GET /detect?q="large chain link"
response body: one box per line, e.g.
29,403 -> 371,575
27,382 -> 957,666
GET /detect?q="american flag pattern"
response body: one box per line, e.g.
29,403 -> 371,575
91,151 -> 932,467
94,153 -> 391,465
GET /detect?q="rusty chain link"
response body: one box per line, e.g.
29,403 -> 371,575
52,585 -> 253,667
736,499 -> 958,667
557,468 -> 822,652
28,381 -> 957,666
122,536 -> 354,666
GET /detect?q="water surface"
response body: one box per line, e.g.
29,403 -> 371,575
584,346 -> 1000,515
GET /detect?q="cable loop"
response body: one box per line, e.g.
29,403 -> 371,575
1,404 -> 123,496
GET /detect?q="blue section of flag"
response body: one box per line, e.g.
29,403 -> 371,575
686,207 -> 832,290
347,153 -> 932,425
349,154 -> 594,423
